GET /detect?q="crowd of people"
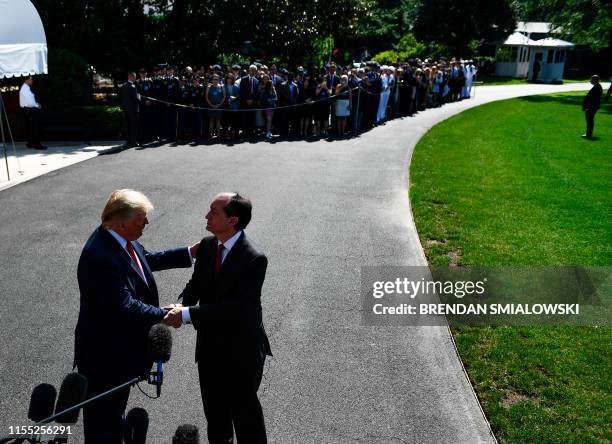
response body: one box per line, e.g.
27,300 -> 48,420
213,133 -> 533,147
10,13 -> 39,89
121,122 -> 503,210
122,58 -> 478,145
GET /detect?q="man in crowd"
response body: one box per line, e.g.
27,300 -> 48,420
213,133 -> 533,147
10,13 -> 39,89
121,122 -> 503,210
164,192 -> 272,444
19,75 -> 46,150
240,65 -> 260,139
74,189 -> 198,443
582,74 -> 603,139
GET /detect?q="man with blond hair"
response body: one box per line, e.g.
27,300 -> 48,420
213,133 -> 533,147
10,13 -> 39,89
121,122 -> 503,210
74,189 -> 199,444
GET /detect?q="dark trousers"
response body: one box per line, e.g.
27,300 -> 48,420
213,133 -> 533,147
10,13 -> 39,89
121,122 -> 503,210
241,106 -> 256,138
124,111 -> 138,146
79,369 -> 130,444
139,103 -> 156,142
23,107 -> 41,147
198,356 -> 267,444
584,109 -> 597,137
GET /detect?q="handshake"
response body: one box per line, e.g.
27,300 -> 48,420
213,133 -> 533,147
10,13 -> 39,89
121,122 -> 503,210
161,303 -> 184,328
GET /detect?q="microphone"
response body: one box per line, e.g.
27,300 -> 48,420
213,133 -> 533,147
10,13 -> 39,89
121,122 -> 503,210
54,373 -> 88,424
28,384 -> 57,422
172,424 -> 200,444
123,407 -> 149,444
148,323 -> 172,397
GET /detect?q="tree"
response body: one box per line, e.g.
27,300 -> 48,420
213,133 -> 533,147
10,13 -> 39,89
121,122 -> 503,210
513,0 -> 612,51
372,33 -> 426,62
350,0 -> 420,58
413,0 -> 517,57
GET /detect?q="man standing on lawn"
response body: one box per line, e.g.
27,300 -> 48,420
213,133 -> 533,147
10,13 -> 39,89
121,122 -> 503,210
582,75 -> 603,140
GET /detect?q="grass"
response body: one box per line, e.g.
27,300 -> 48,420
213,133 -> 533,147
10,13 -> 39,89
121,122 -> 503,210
477,74 -> 590,86
409,92 -> 611,443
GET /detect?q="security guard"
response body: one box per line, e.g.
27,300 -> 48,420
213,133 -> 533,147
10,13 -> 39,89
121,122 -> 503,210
135,67 -> 155,143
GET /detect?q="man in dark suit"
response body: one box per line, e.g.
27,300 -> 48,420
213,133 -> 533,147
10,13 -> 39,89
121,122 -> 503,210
164,192 -> 272,444
74,189 -> 198,443
239,65 -> 260,139
118,72 -> 141,147
582,75 -> 603,139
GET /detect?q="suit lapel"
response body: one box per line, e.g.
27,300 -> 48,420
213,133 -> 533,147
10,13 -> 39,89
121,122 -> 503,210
133,242 -> 158,295
100,228 -> 154,294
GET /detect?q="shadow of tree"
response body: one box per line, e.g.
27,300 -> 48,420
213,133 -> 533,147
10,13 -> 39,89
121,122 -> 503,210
518,93 -> 612,115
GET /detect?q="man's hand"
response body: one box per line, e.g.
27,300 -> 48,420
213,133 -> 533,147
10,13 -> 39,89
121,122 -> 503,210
162,307 -> 183,328
189,242 -> 200,258
162,303 -> 183,311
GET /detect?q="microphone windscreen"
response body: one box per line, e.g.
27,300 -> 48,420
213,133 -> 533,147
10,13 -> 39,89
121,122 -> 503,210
172,424 -> 200,444
148,324 -> 172,363
54,373 -> 88,424
124,407 -> 149,444
28,383 -> 57,422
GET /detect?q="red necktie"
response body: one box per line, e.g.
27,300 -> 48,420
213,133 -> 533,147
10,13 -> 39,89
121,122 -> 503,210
215,243 -> 225,273
126,241 -> 145,280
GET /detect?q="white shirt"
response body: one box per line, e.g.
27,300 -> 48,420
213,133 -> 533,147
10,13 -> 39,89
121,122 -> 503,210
181,230 -> 243,324
19,83 -> 39,108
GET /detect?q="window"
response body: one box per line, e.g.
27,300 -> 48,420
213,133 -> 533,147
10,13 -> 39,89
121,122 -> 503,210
555,50 -> 565,63
547,50 -> 554,63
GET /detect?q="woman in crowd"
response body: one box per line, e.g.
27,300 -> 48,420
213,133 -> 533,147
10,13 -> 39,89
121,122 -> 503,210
260,74 -> 278,140
315,74 -> 331,136
298,74 -> 314,137
205,73 -> 226,138
223,73 -> 240,139
335,75 -> 352,136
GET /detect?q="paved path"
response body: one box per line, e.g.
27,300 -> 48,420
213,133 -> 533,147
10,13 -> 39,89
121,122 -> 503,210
0,141 -> 118,191
0,83 -> 591,443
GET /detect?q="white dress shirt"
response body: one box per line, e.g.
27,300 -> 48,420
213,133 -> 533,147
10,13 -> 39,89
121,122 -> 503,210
181,230 -> 243,324
19,83 -> 40,108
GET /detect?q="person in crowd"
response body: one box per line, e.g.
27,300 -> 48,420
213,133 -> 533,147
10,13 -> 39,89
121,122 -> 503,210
314,74 -> 332,136
278,72 -> 300,137
188,76 -> 205,139
223,73 -> 240,139
298,73 -> 314,137
152,65 -> 167,141
239,65 -> 260,139
260,74 -> 278,140
377,66 -> 390,123
135,68 -> 155,143
19,75 -> 46,150
165,66 -> 180,141
582,74 -> 603,139
206,74 -> 226,139
335,75 -> 352,137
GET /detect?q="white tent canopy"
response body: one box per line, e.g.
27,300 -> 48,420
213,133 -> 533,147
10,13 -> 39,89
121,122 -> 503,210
0,0 -> 48,78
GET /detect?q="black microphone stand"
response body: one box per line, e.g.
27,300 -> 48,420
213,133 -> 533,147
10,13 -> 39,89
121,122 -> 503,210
0,371 -> 162,444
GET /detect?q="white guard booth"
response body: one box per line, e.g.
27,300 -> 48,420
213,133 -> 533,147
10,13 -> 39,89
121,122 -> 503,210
495,22 -> 574,83
0,0 -> 48,181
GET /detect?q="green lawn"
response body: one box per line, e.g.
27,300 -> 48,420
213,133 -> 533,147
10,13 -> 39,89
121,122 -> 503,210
409,92 -> 611,443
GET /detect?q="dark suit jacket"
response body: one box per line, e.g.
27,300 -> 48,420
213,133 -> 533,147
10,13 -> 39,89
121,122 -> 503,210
239,76 -> 260,105
179,232 -> 272,365
583,83 -> 603,111
74,226 -> 192,381
118,81 -> 140,113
